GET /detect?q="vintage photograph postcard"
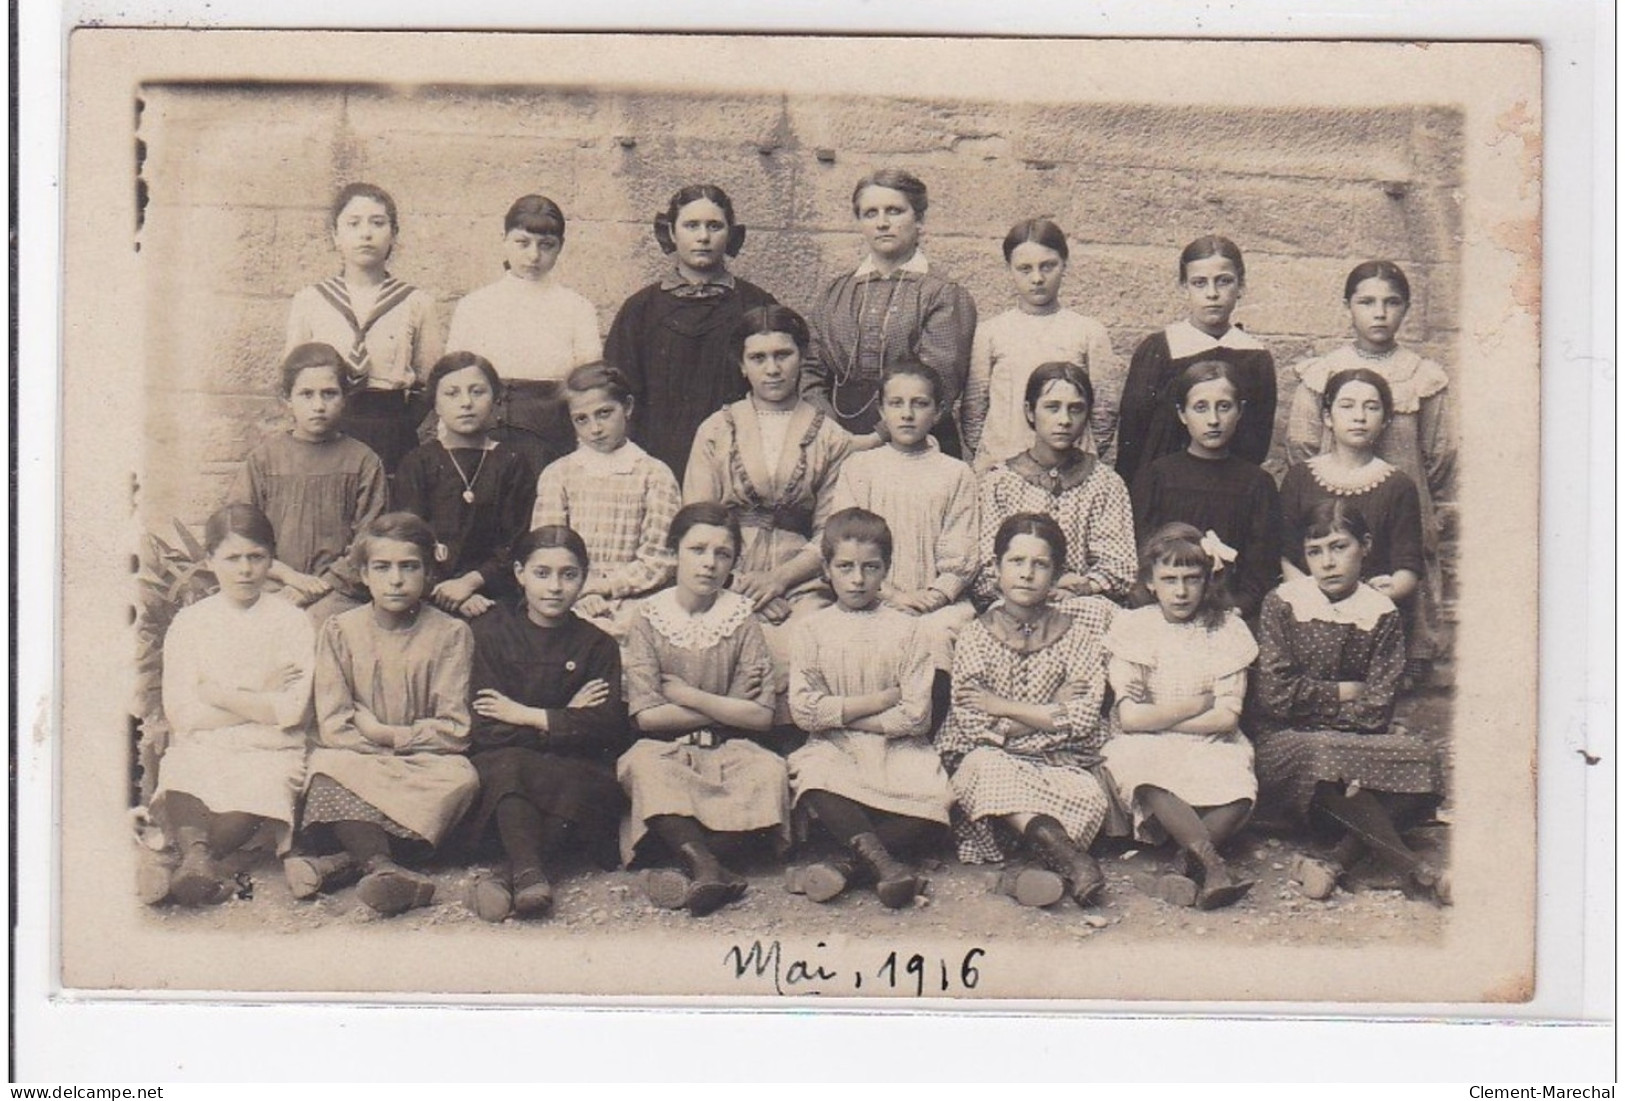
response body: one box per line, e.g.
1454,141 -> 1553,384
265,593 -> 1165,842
55,30 -> 1539,1002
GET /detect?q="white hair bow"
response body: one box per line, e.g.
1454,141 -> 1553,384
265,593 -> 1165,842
1200,530 -> 1238,572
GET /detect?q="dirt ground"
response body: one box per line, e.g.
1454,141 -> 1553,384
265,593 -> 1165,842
138,690 -> 1453,952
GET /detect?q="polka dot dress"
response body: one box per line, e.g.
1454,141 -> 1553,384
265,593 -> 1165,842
1248,578 -> 1442,821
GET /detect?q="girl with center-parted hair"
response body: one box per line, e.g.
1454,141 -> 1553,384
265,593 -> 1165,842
785,508 -> 952,910
803,168 -> 978,456
1128,359 -> 1283,621
1277,369 -> 1425,612
285,182 -> 444,474
287,512 -> 479,917
1114,235 -> 1276,490
141,504 -> 316,908
974,361 -> 1137,608
963,217 -> 1121,471
531,361 -> 683,642
446,194 -> 604,471
228,341 -> 387,625
683,304 -> 857,690
616,502 -> 787,917
1246,499 -> 1448,905
603,183 -> 779,484
938,511 -> 1118,910
463,525 -> 630,923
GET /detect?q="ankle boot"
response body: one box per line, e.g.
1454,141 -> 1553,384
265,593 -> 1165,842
511,866 -> 555,917
850,832 -> 923,909
994,862 -> 1066,908
1189,840 -> 1252,911
677,840 -> 744,917
1024,816 -> 1105,907
283,852 -> 360,901
786,851 -> 861,904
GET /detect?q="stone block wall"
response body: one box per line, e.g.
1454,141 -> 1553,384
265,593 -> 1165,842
137,82 -> 1462,619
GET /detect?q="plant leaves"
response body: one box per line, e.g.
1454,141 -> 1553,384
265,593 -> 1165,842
172,520 -> 205,562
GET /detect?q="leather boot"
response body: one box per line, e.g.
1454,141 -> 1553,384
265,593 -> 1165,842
356,857 -> 436,916
511,866 -> 555,917
677,840 -> 745,917
850,832 -> 923,909
1024,815 -> 1105,907
786,851 -> 861,904
283,852 -> 360,901
994,862 -> 1066,908
1189,839 -> 1252,911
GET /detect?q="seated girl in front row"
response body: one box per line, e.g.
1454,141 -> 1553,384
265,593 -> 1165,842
1247,500 -> 1448,905
287,512 -> 480,916
617,502 -> 786,917
939,512 -> 1118,909
143,504 -> 315,907
786,508 -> 953,909
1102,523 -> 1257,911
465,526 -> 630,923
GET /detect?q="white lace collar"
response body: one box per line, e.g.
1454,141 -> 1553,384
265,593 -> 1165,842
1306,453 -> 1396,496
1164,319 -> 1266,360
641,587 -> 756,651
568,440 -> 647,477
1276,575 -> 1394,631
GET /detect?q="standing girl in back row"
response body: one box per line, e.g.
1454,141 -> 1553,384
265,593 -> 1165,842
447,194 -> 603,473
1114,235 -> 1275,489
286,183 -> 443,474
963,218 -> 1120,472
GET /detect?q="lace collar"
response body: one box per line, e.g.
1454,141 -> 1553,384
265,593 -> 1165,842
983,604 -> 1071,653
1295,346 -> 1449,415
1305,453 -> 1395,496
641,587 -> 756,651
1164,319 -> 1266,360
1005,449 -> 1097,495
1275,575 -> 1394,631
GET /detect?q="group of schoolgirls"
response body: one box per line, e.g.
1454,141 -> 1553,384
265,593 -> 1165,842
141,168 -> 1456,921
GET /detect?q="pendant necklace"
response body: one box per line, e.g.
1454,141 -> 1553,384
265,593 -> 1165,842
445,443 -> 489,505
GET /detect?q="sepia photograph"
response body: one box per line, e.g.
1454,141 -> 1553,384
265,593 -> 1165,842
50,29 -> 1544,1007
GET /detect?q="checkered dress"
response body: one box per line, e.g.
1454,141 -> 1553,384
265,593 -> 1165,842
974,454 -> 1138,606
532,444 -> 681,624
937,599 -> 1117,863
